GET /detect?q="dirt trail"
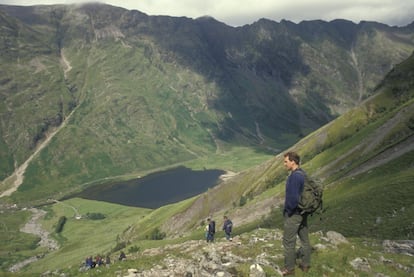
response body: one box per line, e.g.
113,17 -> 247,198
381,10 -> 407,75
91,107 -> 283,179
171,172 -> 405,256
345,105 -> 414,177
0,50 -> 73,198
0,125 -> 64,197
61,49 -> 72,78
348,134 -> 414,177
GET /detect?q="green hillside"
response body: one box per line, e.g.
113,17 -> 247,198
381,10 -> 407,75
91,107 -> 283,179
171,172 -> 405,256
0,4 -> 414,204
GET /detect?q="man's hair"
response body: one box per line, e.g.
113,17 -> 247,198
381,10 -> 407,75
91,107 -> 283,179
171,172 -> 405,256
284,151 -> 300,165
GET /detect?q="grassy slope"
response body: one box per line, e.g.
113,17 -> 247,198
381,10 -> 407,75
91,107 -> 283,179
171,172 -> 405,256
282,59 -> 414,239
0,210 -> 41,272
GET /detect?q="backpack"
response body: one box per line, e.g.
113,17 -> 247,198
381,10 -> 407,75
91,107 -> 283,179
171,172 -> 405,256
297,169 -> 323,215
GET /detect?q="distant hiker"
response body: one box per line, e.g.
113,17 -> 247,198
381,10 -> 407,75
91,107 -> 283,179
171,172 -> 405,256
281,151 -> 311,276
119,251 -> 126,261
222,216 -> 233,241
95,255 -> 104,266
206,218 -> 216,242
85,256 -> 95,268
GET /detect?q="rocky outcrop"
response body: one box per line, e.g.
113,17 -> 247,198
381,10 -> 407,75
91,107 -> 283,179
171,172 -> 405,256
383,240 -> 414,256
103,229 -> 413,277
9,208 -> 59,273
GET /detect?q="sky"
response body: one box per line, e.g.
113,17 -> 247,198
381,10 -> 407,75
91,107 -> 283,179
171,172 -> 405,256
1,0 -> 413,27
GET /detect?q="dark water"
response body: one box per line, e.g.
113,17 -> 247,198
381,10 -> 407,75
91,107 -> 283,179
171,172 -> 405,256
74,166 -> 225,209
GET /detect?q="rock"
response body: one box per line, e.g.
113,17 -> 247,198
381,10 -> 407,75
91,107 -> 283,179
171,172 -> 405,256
350,257 -> 371,272
326,231 -> 349,245
249,264 -> 265,277
313,243 -> 327,250
374,273 -> 390,277
124,268 -> 138,277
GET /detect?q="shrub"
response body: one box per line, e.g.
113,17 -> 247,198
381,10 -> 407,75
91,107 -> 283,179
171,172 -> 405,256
150,228 -> 166,240
239,196 -> 247,206
55,216 -> 67,233
128,245 -> 140,253
86,212 -> 106,220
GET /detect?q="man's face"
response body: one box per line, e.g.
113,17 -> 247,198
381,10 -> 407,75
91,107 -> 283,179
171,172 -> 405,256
283,156 -> 295,171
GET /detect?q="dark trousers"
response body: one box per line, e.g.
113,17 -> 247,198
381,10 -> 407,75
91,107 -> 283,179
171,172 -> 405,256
206,232 -> 214,242
283,213 -> 311,270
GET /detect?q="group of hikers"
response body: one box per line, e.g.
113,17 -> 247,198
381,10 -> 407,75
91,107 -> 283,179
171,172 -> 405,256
82,251 -> 126,270
83,255 -> 109,269
205,215 -> 233,242
80,216 -> 233,271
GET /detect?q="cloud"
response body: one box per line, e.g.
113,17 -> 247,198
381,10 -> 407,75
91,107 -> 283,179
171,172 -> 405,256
207,0 -> 414,26
1,0 -> 413,27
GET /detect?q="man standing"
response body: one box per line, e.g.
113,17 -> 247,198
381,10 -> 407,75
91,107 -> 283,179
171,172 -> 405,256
222,216 -> 233,241
206,218 -> 216,242
281,151 -> 311,276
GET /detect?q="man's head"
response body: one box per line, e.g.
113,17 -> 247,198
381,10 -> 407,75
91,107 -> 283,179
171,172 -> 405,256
283,151 -> 300,171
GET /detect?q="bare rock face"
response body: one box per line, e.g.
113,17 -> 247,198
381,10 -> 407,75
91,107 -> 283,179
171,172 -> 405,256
382,240 -> 414,256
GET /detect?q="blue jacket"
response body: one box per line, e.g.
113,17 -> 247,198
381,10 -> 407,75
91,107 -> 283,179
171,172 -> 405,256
284,169 -> 305,216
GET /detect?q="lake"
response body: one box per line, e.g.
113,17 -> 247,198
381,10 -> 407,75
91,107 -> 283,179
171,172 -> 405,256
74,166 -> 225,208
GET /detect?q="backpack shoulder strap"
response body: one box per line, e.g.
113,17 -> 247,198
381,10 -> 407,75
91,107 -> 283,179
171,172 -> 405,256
294,168 -> 307,180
